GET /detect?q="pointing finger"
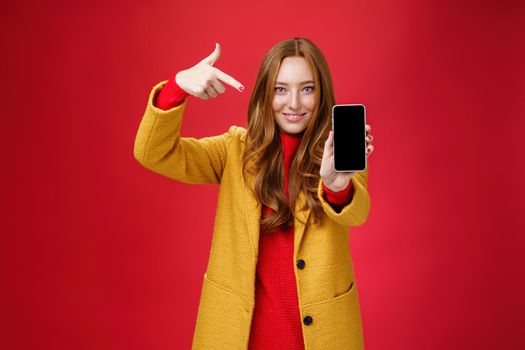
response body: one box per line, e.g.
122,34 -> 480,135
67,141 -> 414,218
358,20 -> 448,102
201,43 -> 221,66
215,68 -> 245,92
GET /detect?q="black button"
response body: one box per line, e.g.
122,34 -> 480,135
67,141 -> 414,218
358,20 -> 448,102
296,259 -> 305,269
303,316 -> 313,325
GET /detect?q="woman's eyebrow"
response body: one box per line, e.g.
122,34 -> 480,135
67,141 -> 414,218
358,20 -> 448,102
275,80 -> 315,85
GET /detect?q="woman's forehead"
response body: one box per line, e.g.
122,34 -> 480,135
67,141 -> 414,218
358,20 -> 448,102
275,56 -> 314,83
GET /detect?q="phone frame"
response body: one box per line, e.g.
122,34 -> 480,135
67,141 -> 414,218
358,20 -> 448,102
331,104 -> 367,172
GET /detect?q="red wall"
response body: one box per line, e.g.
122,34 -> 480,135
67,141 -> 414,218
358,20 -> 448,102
2,0 -> 524,349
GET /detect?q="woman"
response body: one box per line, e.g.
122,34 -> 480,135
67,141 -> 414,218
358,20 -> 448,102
134,37 -> 374,350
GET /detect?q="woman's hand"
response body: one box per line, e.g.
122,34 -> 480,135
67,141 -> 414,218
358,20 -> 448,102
320,124 -> 375,192
175,43 -> 245,100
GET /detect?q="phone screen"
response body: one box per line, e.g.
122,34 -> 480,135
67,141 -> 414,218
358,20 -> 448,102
332,104 -> 366,171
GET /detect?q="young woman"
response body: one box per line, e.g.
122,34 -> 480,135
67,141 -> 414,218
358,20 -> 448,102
134,37 -> 374,350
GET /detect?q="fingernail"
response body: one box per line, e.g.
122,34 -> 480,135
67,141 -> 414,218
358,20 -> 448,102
239,86 -> 245,92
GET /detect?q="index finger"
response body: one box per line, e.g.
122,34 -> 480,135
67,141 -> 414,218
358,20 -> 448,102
214,68 -> 245,92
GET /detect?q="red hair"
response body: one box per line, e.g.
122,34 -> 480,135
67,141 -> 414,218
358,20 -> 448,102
242,38 -> 336,232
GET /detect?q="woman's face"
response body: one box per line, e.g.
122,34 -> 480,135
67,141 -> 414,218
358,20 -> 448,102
272,56 -> 316,135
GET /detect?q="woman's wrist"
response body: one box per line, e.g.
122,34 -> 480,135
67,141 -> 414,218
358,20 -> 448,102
322,179 -> 354,210
323,179 -> 351,192
154,75 -> 189,110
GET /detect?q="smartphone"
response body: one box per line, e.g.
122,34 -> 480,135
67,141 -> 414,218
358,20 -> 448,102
332,104 -> 367,172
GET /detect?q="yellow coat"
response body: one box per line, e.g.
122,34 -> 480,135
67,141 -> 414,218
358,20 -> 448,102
134,81 -> 371,350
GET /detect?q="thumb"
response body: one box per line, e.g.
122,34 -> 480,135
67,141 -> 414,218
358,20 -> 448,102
200,43 -> 221,66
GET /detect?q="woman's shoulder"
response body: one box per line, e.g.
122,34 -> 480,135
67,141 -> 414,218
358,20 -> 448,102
225,125 -> 247,143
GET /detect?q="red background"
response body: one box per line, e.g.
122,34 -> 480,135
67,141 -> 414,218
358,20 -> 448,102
1,0 -> 524,349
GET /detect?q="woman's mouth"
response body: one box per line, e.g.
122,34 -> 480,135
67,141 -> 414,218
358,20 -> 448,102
283,112 -> 306,122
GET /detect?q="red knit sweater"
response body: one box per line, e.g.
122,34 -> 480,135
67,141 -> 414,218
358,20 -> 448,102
155,77 -> 354,349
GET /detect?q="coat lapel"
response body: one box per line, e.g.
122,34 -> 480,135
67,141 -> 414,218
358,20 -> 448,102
242,170 -> 261,259
293,191 -> 311,258
240,133 -> 261,258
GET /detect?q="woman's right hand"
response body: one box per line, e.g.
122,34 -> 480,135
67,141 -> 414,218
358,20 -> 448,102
175,43 -> 245,100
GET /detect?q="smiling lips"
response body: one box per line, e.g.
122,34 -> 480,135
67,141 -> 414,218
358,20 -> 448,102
283,112 -> 306,122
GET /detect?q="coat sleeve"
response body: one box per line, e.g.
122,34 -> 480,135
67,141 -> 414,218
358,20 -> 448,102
317,168 -> 370,227
133,80 -> 236,185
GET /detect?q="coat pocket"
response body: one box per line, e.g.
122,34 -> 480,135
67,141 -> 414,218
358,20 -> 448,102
192,274 -> 253,350
301,281 -> 364,350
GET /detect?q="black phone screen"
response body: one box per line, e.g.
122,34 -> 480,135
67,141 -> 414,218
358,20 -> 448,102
332,104 -> 366,171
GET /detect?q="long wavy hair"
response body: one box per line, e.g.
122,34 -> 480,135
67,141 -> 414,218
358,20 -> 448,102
242,37 -> 336,233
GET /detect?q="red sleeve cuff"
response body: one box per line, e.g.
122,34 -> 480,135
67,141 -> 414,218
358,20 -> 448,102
154,75 -> 189,110
322,180 -> 354,210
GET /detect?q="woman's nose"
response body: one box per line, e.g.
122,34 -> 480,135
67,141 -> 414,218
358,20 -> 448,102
289,92 -> 301,110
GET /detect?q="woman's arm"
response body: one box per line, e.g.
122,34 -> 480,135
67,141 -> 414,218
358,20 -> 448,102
134,43 -> 244,184
318,127 -> 374,227
318,168 -> 370,227
134,80 -> 237,184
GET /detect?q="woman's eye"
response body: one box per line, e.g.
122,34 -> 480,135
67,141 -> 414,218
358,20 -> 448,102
275,87 -> 286,93
303,86 -> 314,93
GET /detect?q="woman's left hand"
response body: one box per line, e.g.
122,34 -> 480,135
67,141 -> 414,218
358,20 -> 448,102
320,124 -> 375,192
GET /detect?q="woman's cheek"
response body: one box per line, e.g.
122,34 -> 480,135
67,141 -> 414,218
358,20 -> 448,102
272,97 -> 283,113
305,95 -> 316,110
